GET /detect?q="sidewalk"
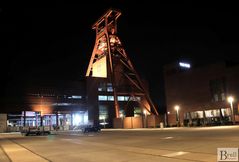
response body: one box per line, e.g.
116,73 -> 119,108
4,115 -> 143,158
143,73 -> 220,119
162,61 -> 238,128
0,134 -> 49,162
0,144 -> 11,162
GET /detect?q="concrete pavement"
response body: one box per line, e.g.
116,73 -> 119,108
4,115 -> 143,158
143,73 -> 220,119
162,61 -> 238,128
0,126 -> 239,162
0,133 -> 49,162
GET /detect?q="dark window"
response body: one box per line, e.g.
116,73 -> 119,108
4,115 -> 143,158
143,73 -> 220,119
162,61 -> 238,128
98,83 -> 107,91
209,78 -> 226,102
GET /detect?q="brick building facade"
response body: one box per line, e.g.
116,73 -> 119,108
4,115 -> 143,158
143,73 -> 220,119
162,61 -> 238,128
164,61 -> 239,126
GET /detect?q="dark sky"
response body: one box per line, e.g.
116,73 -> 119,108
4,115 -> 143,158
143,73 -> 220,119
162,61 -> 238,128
2,1 -> 239,110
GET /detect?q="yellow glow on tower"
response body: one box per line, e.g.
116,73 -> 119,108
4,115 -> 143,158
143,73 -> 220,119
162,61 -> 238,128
92,56 -> 107,78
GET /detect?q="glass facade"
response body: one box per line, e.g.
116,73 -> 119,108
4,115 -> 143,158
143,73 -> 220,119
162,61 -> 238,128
98,95 -> 141,102
183,107 -> 233,127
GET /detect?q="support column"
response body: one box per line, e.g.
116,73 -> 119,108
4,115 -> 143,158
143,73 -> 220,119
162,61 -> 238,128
71,112 -> 73,126
35,112 -> 38,127
56,112 -> 59,126
203,110 -> 207,126
40,115 -> 43,126
219,109 -> 223,125
49,115 -> 52,131
23,111 -> 26,127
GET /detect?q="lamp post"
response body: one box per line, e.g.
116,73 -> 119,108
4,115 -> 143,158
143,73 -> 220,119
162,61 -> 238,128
120,113 -> 124,128
227,96 -> 235,124
174,105 -> 180,127
165,111 -> 170,127
102,116 -> 106,128
40,96 -> 44,127
143,110 -> 147,128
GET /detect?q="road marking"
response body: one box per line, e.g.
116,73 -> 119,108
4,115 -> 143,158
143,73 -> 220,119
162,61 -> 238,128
161,136 -> 173,139
0,145 -> 11,162
61,139 -> 82,145
61,138 -> 213,161
163,151 -> 188,157
1,139 -> 51,162
87,134 -> 94,136
61,138 -> 72,141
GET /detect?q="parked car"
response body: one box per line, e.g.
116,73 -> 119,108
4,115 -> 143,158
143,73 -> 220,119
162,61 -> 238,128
21,127 -> 50,136
82,125 -> 101,133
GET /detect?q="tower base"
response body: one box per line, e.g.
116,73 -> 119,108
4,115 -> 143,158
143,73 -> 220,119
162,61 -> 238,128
113,115 -> 162,128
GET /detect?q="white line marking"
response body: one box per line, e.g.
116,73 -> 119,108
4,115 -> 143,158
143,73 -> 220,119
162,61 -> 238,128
161,136 -> 173,139
164,151 -> 188,157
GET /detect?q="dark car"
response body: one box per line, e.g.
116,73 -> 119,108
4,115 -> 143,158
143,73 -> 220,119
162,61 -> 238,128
82,125 -> 101,133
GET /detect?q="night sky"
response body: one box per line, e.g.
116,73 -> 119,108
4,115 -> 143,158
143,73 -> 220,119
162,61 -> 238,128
2,1 -> 239,111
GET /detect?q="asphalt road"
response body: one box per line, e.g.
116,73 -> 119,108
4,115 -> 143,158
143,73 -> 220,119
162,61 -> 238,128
0,126 -> 239,162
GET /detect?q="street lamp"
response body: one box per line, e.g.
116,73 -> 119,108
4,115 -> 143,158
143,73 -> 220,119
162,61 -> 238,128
165,112 -> 170,127
102,116 -> 106,128
40,96 -> 44,127
120,113 -> 124,128
143,110 -> 147,128
174,105 -> 180,126
227,96 -> 235,124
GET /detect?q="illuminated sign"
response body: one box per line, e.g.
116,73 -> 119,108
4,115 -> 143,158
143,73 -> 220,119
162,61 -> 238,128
92,56 -> 107,78
22,111 -> 36,117
179,62 -> 191,68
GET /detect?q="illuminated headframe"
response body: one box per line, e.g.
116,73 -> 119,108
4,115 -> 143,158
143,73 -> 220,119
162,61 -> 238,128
86,9 -> 159,118
86,9 -> 122,78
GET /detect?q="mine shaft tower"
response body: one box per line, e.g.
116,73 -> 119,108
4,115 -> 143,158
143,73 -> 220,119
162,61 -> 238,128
86,9 -> 159,120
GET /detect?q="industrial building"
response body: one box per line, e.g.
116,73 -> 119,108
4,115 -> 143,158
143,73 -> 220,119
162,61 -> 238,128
1,9 -> 161,132
164,61 -> 239,126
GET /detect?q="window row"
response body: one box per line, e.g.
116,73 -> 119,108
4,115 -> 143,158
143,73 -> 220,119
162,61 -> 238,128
98,95 -> 141,101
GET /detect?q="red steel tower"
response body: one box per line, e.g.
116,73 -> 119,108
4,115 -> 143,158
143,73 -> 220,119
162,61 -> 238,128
86,9 -> 158,125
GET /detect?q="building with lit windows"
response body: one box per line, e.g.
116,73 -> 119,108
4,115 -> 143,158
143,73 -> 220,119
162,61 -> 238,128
2,77 -> 151,131
5,80 -> 88,131
86,77 -> 150,128
164,61 -> 239,127
1,9 -> 161,132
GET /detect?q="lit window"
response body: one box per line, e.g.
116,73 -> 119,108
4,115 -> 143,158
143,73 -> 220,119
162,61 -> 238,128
134,107 -> 142,117
221,108 -> 231,116
72,95 -> 82,99
107,87 -> 113,92
179,62 -> 191,68
99,105 -> 108,121
129,96 -> 141,101
107,96 -> 114,101
221,93 -> 226,101
214,94 -> 219,101
52,103 -> 71,106
117,96 -> 125,101
125,96 -> 129,101
107,83 -> 113,92
98,95 -> 107,101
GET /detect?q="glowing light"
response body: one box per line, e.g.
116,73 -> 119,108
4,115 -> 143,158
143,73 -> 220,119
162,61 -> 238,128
179,62 -> 191,68
92,56 -> 107,78
227,96 -> 234,103
174,105 -> 180,111
227,96 -> 235,124
143,110 -> 147,115
83,112 -> 88,124
73,114 -> 81,126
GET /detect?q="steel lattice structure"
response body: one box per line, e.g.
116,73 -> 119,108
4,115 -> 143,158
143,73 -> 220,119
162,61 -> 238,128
86,9 -> 159,119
